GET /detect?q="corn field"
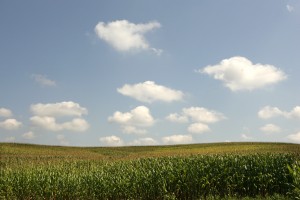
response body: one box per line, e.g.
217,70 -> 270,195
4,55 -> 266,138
1,153 -> 299,199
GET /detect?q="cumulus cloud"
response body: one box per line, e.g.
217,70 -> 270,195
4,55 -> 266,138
30,116 -> 58,131
162,134 -> 193,145
287,132 -> 300,143
60,118 -> 90,132
199,56 -> 287,91
0,108 -> 13,117
32,74 -> 56,87
0,108 -> 22,130
166,107 -> 225,134
117,81 -> 184,103
108,106 -> 154,134
187,123 -> 211,134
0,119 -> 22,130
258,106 -> 284,119
99,135 -> 124,146
122,126 -> 147,135
95,20 -> 162,54
22,131 -> 35,139
182,107 -> 226,124
30,101 -> 89,132
129,137 -> 158,146
166,113 -> 188,123
30,116 -> 89,132
108,106 -> 154,127
258,106 -> 300,120
260,124 -> 281,134
288,106 -> 300,119
31,101 -> 88,117
241,134 -> 252,140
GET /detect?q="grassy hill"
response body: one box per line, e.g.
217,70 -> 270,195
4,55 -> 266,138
1,142 -> 300,199
1,142 -> 300,162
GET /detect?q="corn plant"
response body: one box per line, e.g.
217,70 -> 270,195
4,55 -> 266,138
0,153 -> 297,199
288,160 -> 300,199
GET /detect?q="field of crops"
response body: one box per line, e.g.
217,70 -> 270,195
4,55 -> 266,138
1,142 -> 300,199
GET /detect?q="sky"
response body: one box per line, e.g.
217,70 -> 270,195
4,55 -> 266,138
1,1 -> 300,146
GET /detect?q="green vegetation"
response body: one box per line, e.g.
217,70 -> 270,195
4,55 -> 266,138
288,161 -> 300,199
1,142 -> 300,199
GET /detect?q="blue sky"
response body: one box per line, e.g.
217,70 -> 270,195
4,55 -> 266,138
1,1 -> 300,146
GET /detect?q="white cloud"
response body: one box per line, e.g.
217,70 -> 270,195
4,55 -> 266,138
287,132 -> 300,143
182,107 -> 226,123
122,126 -> 147,135
162,134 -> 193,145
99,135 -> 124,146
95,20 -> 162,54
30,116 -> 58,131
0,119 -> 22,130
287,4 -> 294,12
258,106 -> 284,119
241,133 -> 252,140
129,137 -> 158,146
288,106 -> 300,119
260,124 -> 281,134
258,106 -> 300,120
0,108 -> 13,117
0,108 -> 22,130
200,56 -> 287,91
61,118 -> 90,132
30,116 -> 89,132
117,81 -> 184,103
22,131 -> 35,139
31,101 -> 88,117
108,106 -> 155,134
187,122 -> 211,134
30,101 -> 89,132
166,113 -> 188,123
108,106 -> 154,126
57,134 -> 69,146
32,74 -> 56,87
167,107 -> 225,134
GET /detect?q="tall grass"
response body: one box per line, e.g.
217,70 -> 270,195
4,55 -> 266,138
0,154 -> 296,199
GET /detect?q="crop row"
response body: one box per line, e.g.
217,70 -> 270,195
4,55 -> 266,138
0,154 -> 298,199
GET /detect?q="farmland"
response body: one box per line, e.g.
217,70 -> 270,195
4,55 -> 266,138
1,142 -> 300,199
